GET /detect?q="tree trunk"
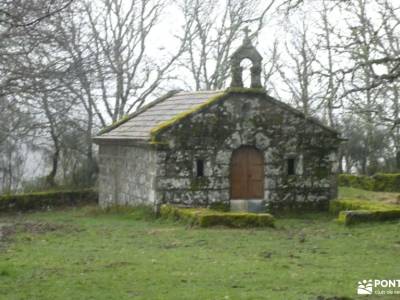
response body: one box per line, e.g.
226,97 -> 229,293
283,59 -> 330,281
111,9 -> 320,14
46,145 -> 60,187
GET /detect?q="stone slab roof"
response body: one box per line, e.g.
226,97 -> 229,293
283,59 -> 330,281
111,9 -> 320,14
94,90 -> 223,142
93,88 -> 340,144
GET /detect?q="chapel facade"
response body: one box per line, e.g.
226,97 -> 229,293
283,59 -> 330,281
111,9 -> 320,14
93,36 -> 341,212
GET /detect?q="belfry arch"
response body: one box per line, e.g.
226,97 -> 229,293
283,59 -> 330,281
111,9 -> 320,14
230,28 -> 263,89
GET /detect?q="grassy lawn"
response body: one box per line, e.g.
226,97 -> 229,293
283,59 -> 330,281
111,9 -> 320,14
0,191 -> 399,299
339,187 -> 400,205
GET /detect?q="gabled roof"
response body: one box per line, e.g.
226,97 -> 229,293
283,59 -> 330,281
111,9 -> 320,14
93,88 -> 340,144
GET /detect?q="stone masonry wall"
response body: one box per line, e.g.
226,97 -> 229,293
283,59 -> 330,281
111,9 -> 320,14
154,92 -> 340,212
98,144 -> 157,207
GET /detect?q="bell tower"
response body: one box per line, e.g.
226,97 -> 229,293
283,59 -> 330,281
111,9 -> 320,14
230,27 -> 263,88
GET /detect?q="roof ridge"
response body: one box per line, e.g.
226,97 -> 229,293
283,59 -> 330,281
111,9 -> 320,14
176,90 -> 223,95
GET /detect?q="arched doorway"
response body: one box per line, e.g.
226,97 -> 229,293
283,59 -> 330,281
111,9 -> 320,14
230,146 -> 264,199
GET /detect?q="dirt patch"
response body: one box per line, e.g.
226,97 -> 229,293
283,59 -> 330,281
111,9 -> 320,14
18,222 -> 67,235
0,223 -> 16,242
146,228 -> 178,235
382,194 -> 400,205
0,221 -> 82,249
103,261 -> 133,268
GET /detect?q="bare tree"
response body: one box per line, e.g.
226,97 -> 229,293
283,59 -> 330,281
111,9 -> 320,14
0,0 -> 74,27
0,0 -> 77,96
0,96 -> 34,192
82,0 -> 187,123
341,0 -> 386,174
177,0 -> 276,91
314,0 -> 342,127
276,20 -> 320,117
262,39 -> 281,97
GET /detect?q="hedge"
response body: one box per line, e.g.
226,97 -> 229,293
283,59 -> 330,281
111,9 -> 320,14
338,173 -> 400,192
0,189 -> 98,212
373,173 -> 400,192
160,205 -> 275,228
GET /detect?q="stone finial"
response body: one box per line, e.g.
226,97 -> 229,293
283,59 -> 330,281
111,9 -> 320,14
230,28 -> 263,89
242,26 -> 251,44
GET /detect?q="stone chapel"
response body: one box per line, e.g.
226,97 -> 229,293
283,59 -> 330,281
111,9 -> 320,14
93,34 -> 341,212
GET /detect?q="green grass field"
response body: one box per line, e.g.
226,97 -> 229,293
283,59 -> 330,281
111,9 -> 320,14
0,188 -> 399,300
339,187 -> 400,204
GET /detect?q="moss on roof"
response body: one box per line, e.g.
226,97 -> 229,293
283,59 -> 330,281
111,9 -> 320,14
150,91 -> 228,142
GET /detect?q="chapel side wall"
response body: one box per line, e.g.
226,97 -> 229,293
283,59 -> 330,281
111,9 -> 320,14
98,144 -> 157,207
154,93 -> 340,212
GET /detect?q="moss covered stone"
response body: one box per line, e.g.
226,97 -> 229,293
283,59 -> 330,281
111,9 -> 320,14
190,177 -> 210,191
338,210 -> 400,225
160,205 -> 274,228
331,198 -> 400,225
225,87 -> 266,94
150,92 -> 228,143
329,198 -> 397,214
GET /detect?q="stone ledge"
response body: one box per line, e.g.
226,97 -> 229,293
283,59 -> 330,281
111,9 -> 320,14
338,210 -> 400,226
160,204 -> 274,228
329,198 -> 398,214
330,199 -> 400,225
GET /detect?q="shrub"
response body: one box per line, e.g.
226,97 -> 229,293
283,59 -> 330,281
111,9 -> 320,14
338,174 -> 374,190
338,173 -> 400,192
372,173 -> 400,192
208,202 -> 230,212
21,176 -> 49,193
160,204 -> 274,228
0,189 -> 98,212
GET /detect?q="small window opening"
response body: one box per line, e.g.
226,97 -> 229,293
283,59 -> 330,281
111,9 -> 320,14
287,158 -> 296,175
196,159 -> 204,177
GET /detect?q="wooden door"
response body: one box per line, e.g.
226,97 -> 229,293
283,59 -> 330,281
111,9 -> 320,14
230,146 -> 264,199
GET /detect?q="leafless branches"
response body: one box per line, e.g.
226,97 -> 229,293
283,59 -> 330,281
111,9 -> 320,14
0,0 -> 74,27
177,0 -> 276,90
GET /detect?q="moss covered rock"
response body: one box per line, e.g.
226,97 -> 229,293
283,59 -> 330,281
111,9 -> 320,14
338,210 -> 400,225
160,204 -> 274,228
329,199 -> 395,214
331,199 -> 400,225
